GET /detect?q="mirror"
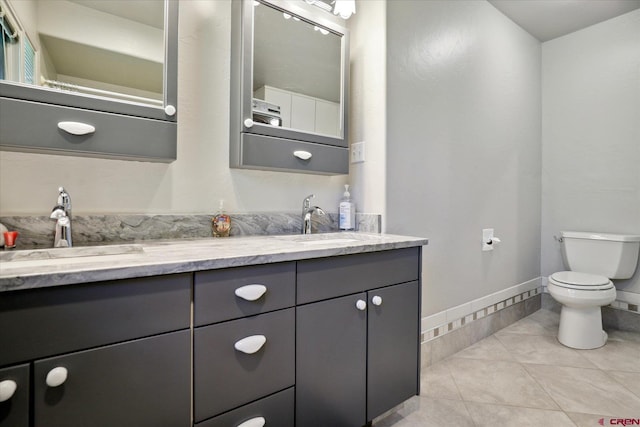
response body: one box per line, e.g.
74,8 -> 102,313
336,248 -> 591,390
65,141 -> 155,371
253,0 -> 342,137
230,0 -> 349,174
0,0 -> 165,108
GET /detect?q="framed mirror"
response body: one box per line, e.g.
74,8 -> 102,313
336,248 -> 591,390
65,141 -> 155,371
0,0 -> 177,122
230,0 -> 350,175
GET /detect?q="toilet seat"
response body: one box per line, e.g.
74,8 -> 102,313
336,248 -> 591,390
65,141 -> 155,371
550,271 -> 613,291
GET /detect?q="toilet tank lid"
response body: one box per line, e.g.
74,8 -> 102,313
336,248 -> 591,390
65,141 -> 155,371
561,231 -> 640,242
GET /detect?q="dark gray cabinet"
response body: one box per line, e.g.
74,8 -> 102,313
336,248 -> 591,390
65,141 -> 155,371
296,249 -> 421,427
0,364 -> 29,427
0,274 -> 191,427
193,263 -> 297,425
367,281 -> 420,420
296,293 -> 368,427
33,331 -> 190,427
1,245 -> 422,427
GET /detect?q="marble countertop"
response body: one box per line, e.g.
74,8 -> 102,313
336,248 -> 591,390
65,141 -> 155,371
0,232 -> 428,292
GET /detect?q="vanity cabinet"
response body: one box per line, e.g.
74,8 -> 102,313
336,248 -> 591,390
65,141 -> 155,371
296,248 -> 421,426
0,243 -> 424,427
0,274 -> 191,427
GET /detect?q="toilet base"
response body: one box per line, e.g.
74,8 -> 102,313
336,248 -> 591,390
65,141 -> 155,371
557,305 -> 607,349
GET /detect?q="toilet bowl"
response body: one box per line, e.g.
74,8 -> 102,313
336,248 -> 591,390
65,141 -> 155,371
548,231 -> 640,350
547,272 -> 616,349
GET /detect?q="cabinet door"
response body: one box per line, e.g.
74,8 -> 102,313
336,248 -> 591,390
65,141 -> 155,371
296,293 -> 367,427
367,281 -> 420,421
315,99 -> 339,137
263,87 -> 292,128
290,94 -> 315,133
0,364 -> 29,427
33,330 -> 190,427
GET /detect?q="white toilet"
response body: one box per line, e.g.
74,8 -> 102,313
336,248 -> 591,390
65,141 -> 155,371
547,231 -> 640,350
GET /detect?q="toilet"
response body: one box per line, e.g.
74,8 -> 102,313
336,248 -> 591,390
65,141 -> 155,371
547,231 -> 640,350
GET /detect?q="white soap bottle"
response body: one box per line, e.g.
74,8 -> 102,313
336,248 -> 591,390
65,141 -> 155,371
339,184 -> 356,231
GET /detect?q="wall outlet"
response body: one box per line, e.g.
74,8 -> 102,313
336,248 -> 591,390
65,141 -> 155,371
351,141 -> 365,163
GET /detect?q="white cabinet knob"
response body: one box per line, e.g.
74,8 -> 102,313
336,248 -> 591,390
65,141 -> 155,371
46,367 -> 68,387
356,299 -> 367,311
235,284 -> 267,301
164,105 -> 177,116
0,380 -> 17,402
244,118 -> 254,128
293,150 -> 312,160
372,295 -> 383,306
234,335 -> 267,354
57,121 -> 95,136
237,417 -> 266,427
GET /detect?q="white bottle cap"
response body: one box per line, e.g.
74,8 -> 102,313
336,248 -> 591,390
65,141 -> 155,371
344,184 -> 350,198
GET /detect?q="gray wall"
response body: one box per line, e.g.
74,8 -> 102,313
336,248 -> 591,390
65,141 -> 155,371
386,0 -> 542,315
541,9 -> 640,298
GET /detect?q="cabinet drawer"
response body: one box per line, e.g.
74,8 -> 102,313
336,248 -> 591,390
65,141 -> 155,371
194,263 -> 295,326
0,97 -> 176,162
194,308 -> 295,421
33,330 -> 190,427
297,247 -> 420,304
195,387 -> 294,427
0,274 -> 190,366
240,133 -> 348,175
0,364 -> 29,427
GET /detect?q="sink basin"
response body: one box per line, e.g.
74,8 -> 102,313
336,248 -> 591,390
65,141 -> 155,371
297,238 -> 359,246
0,244 -> 145,262
272,234 -> 362,245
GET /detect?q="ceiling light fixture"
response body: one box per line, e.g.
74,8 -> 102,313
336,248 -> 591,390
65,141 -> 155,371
304,0 -> 355,19
332,0 -> 355,20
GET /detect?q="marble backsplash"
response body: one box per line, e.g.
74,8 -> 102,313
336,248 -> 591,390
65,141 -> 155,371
0,212 -> 382,249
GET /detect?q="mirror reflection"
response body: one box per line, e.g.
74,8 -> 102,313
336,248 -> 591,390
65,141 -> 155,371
0,0 -> 164,106
252,1 -> 342,137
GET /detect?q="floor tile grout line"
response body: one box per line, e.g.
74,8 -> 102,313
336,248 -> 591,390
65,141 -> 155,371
601,370 -> 640,400
443,359 -> 479,427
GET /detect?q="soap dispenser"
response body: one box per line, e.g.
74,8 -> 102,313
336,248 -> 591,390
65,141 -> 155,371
212,200 -> 231,237
339,185 -> 356,231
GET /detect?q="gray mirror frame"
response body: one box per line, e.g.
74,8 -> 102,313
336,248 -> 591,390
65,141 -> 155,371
0,0 -> 178,122
230,0 -> 350,170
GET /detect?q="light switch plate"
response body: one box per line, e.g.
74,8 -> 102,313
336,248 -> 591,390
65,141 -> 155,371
351,141 -> 365,163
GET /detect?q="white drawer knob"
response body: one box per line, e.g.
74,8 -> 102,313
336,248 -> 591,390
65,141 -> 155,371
235,284 -> 267,301
244,118 -> 254,128
237,417 -> 266,427
293,150 -> 312,160
356,299 -> 367,311
0,380 -> 17,402
372,295 -> 383,306
57,121 -> 95,136
46,367 -> 68,387
164,104 -> 177,116
234,335 -> 267,354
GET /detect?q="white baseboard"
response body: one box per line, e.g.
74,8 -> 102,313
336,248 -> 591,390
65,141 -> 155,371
421,277 -> 542,338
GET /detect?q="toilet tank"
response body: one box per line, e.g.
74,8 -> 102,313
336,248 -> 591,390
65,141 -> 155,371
561,231 -> 640,279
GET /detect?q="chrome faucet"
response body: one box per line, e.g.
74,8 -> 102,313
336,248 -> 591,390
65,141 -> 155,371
50,187 -> 72,248
302,194 -> 325,234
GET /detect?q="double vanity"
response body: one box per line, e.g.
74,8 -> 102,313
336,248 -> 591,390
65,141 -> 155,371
0,233 -> 427,427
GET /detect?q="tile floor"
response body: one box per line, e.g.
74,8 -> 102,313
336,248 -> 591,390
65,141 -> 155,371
375,309 -> 640,427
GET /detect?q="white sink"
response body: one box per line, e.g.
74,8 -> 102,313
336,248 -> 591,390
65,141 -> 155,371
0,244 -> 144,262
298,238 -> 359,246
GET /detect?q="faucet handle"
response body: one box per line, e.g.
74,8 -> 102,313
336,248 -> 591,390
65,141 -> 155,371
302,194 -> 315,210
57,187 -> 71,212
